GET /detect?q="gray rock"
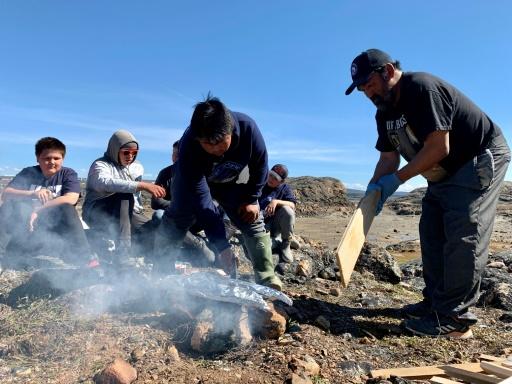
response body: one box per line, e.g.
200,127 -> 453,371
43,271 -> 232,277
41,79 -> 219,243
338,360 -> 373,375
355,243 -> 402,284
499,312 -> 512,323
479,282 -> 512,311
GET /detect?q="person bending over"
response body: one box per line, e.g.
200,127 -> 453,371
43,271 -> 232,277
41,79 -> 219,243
345,48 -> 510,338
154,95 -> 282,290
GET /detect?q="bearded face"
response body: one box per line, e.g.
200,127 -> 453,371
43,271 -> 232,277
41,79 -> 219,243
370,79 -> 396,112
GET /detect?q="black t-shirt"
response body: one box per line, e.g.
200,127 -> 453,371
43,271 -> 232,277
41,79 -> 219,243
8,166 -> 80,197
154,163 -> 175,201
376,72 -> 502,174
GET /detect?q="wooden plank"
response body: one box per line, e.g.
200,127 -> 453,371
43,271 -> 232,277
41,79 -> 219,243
336,189 -> 380,288
480,355 -> 506,362
430,377 -> 461,384
481,361 -> 512,379
442,366 -> 501,384
370,362 -> 482,379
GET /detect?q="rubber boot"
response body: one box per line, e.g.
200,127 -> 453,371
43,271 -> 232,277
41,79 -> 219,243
183,231 -> 215,265
242,232 -> 282,291
280,238 -> 293,263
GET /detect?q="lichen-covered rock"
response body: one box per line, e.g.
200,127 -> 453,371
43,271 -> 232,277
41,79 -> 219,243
355,243 -> 402,284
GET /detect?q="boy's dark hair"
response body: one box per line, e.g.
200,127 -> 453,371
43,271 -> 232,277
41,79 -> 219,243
190,94 -> 233,143
172,140 -> 180,149
35,137 -> 66,157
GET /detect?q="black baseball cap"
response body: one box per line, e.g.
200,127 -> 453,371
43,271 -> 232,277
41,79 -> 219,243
345,49 -> 393,95
269,163 -> 288,181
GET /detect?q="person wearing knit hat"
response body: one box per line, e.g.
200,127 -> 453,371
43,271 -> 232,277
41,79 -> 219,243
259,164 -> 297,264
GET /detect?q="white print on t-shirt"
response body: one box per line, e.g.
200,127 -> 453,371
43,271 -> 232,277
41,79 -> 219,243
385,114 -> 448,182
385,114 -> 421,162
386,115 -> 408,132
29,184 -> 62,199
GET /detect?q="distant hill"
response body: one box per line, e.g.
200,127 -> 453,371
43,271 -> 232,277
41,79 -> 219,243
287,176 -> 354,217
346,187 -> 408,202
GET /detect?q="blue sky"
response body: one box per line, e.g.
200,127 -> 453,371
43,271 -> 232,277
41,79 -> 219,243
1,1 -> 511,191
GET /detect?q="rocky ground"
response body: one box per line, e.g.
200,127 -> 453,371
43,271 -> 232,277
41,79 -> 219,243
0,179 -> 511,384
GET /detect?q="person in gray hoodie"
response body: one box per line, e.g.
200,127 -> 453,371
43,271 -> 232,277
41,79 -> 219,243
82,130 -> 165,260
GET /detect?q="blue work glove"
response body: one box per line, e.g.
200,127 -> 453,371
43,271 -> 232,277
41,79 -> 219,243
375,173 -> 403,214
365,182 -> 381,196
365,182 -> 383,215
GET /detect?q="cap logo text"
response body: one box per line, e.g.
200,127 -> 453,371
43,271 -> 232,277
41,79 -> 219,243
351,63 -> 358,77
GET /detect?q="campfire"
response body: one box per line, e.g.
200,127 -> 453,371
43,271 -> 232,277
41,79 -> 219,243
7,264 -> 293,356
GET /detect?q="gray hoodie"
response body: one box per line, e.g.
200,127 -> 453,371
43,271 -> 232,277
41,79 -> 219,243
82,130 -> 142,221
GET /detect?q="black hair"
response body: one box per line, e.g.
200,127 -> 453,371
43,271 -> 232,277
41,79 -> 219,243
35,137 -> 66,157
190,93 -> 233,143
172,140 -> 180,149
379,60 -> 401,71
376,60 -> 402,75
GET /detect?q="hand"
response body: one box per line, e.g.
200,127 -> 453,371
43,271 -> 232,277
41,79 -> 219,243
217,247 -> 237,277
141,182 -> 166,198
29,211 -> 38,232
33,189 -> 52,204
375,173 -> 403,214
264,199 -> 278,217
238,203 -> 259,223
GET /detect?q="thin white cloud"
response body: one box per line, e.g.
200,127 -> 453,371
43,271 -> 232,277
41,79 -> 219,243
267,141 -> 374,165
0,104 -> 185,152
398,180 -> 427,192
344,183 -> 366,190
0,166 -> 22,176
239,104 -> 370,132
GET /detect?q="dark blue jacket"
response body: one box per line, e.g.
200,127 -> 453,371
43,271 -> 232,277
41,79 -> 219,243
258,183 -> 297,211
168,111 -> 268,250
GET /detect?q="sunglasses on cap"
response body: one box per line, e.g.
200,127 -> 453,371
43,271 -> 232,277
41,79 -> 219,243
356,66 -> 386,91
120,149 -> 138,156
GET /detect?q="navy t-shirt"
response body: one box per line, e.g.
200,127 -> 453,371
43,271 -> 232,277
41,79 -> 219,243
7,166 -> 80,197
375,72 -> 502,174
259,183 -> 297,211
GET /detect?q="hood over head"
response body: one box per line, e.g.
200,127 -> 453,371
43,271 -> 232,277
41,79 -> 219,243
105,130 -> 139,165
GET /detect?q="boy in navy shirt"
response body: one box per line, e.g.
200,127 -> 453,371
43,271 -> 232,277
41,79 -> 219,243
0,137 -> 96,268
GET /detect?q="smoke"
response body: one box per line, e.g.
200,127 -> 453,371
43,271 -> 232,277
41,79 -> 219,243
1,196 -> 291,355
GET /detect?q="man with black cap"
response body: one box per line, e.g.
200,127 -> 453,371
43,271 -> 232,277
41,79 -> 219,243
345,49 -> 510,338
259,164 -> 297,263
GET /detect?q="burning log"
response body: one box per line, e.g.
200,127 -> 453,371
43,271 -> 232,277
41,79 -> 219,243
190,304 -> 252,353
248,301 -> 288,340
